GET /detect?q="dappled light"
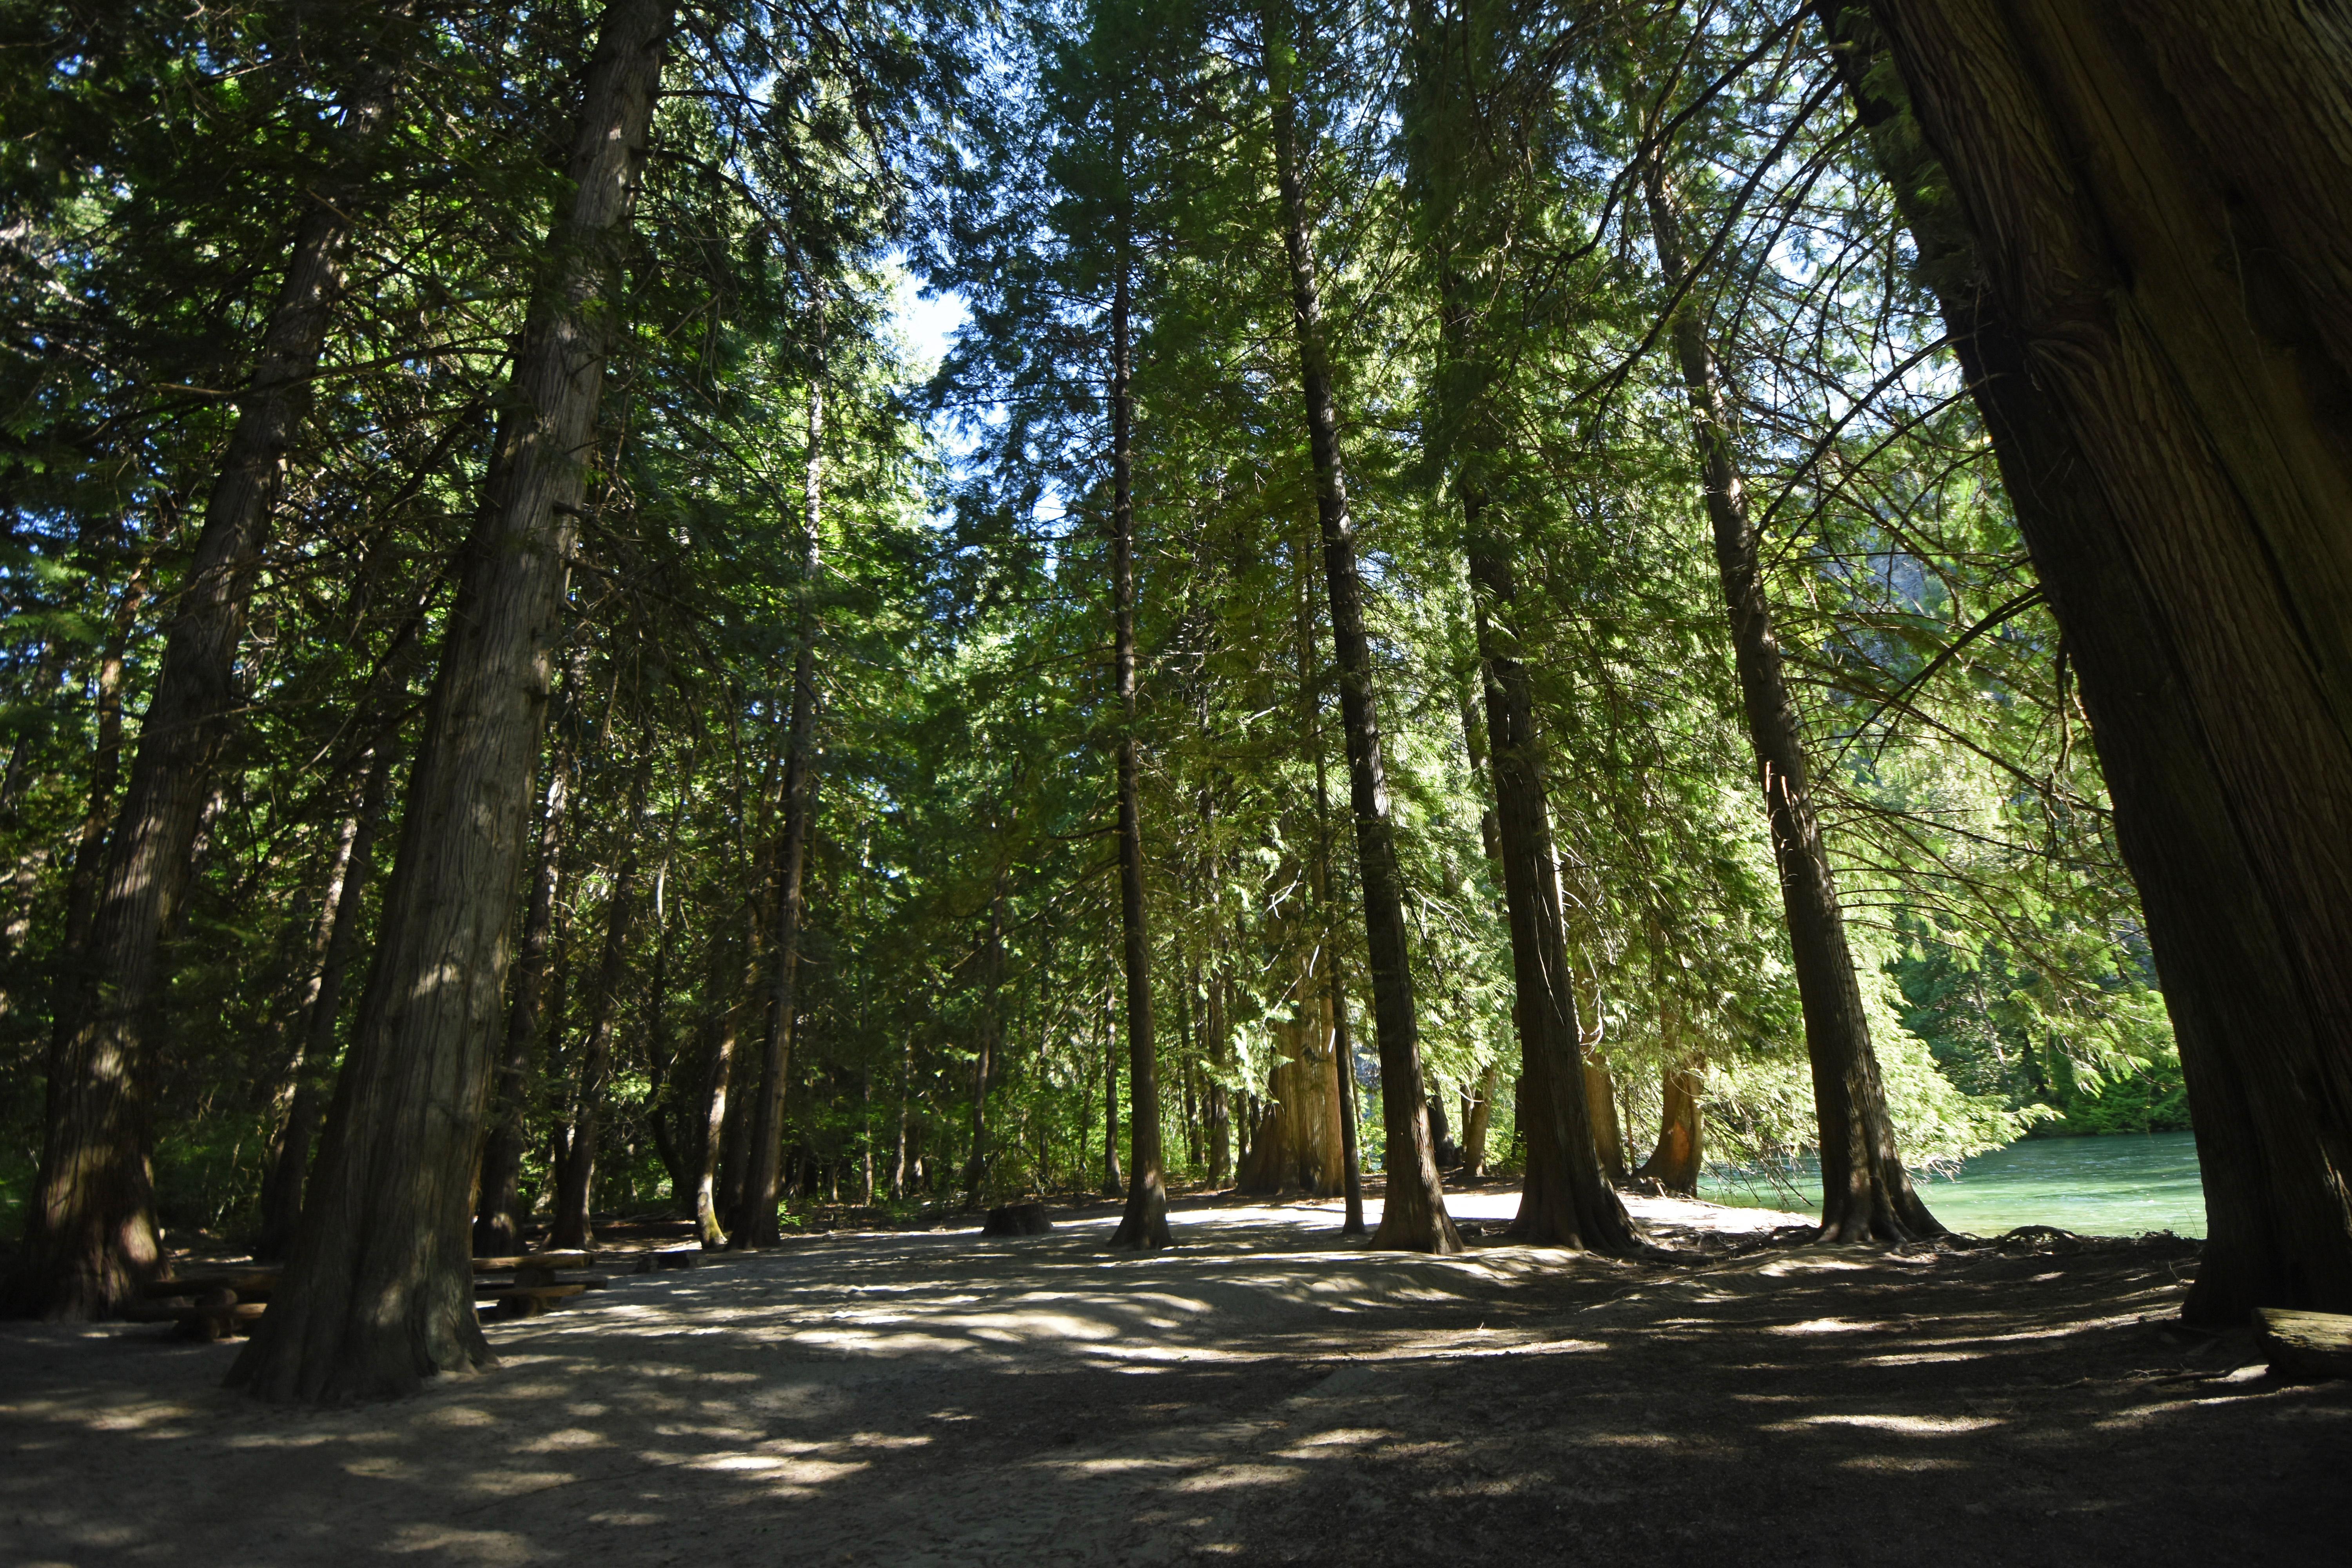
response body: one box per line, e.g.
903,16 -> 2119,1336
6,1191 -> 2347,1564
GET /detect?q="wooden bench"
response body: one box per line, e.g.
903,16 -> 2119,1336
124,1291 -> 269,1341
472,1251 -> 605,1319
128,1251 -> 611,1334
136,1270 -> 281,1339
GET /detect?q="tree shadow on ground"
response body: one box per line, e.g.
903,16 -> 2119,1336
3,1196 -> 2345,1566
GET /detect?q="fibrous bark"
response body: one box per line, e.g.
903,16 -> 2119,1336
1827,0 -> 2352,1314
1263,1 -> 1456,1253
226,0 -> 670,1401
1635,1060 -> 1703,1196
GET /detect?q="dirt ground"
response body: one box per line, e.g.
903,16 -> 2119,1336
4,1184 -> 2346,1566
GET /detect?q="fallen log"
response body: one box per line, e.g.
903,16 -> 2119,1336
2255,1308 -> 2352,1380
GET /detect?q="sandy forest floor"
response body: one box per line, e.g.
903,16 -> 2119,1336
4,1185 -> 2347,1566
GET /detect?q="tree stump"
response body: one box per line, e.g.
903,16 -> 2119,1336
981,1202 -> 1051,1237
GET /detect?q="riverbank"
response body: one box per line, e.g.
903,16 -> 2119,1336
4,1188 -> 2341,1566
1700,1128 -> 2210,1238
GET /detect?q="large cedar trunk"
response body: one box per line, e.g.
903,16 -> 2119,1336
257,744 -> 392,1260
1108,265 -> 1171,1250
13,63 -> 402,1320
1640,146 -> 1939,1245
1635,1061 -> 1703,1197
1263,2 -> 1456,1253
738,367 -> 826,1246
225,0 -> 670,1401
1236,980 -> 1347,1197
1831,2 -> 2352,1314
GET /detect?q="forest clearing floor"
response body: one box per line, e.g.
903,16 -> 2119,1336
4,1185 -> 2346,1567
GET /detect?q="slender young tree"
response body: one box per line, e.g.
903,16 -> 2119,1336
227,0 -> 673,1401
256,741 -> 394,1259
475,673 -> 583,1256
551,740 -> 654,1249
1261,0 -> 1456,1253
1107,257 -> 1171,1249
1637,122 -> 1940,1244
739,350 -> 828,1246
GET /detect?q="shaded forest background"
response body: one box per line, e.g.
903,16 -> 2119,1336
0,0 -> 2185,1254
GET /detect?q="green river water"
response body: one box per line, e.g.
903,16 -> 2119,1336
1697,1129 -> 2208,1238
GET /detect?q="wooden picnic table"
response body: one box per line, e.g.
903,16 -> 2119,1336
131,1249 -> 627,1335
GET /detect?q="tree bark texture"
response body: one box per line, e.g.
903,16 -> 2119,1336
15,70 -> 400,1320
1635,1059 -> 1704,1196
1263,3 -> 1456,1253
738,366 -> 826,1247
1236,971 -> 1347,1197
258,744 -> 392,1260
226,0 -> 669,1400
1641,150 -> 1938,1245
1108,265 -> 1171,1250
1831,0 -> 2352,1313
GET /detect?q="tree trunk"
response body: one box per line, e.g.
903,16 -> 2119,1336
1103,1001 -> 1124,1196
1461,1062 -> 1497,1178
1107,264 -> 1171,1250
691,921 -> 747,1247
737,362 -> 826,1247
1205,962 -> 1232,1186
551,750 -> 652,1250
257,743 -> 392,1260
1466,548 -> 1637,1249
1639,145 -> 1938,1245
226,0 -> 669,1400
1262,2 -> 1456,1254
1829,0 -> 2352,1313
1583,1061 -> 1626,1186
14,65 -> 402,1321
1636,1060 -> 1703,1196
473,728 -> 575,1257
890,1029 -> 913,1201
55,576 -> 143,959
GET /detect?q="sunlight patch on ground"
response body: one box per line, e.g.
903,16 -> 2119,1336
1766,1413 -> 2002,1436
1774,1317 -> 1896,1334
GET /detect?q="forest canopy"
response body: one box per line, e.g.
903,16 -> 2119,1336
10,0 -> 2349,1392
